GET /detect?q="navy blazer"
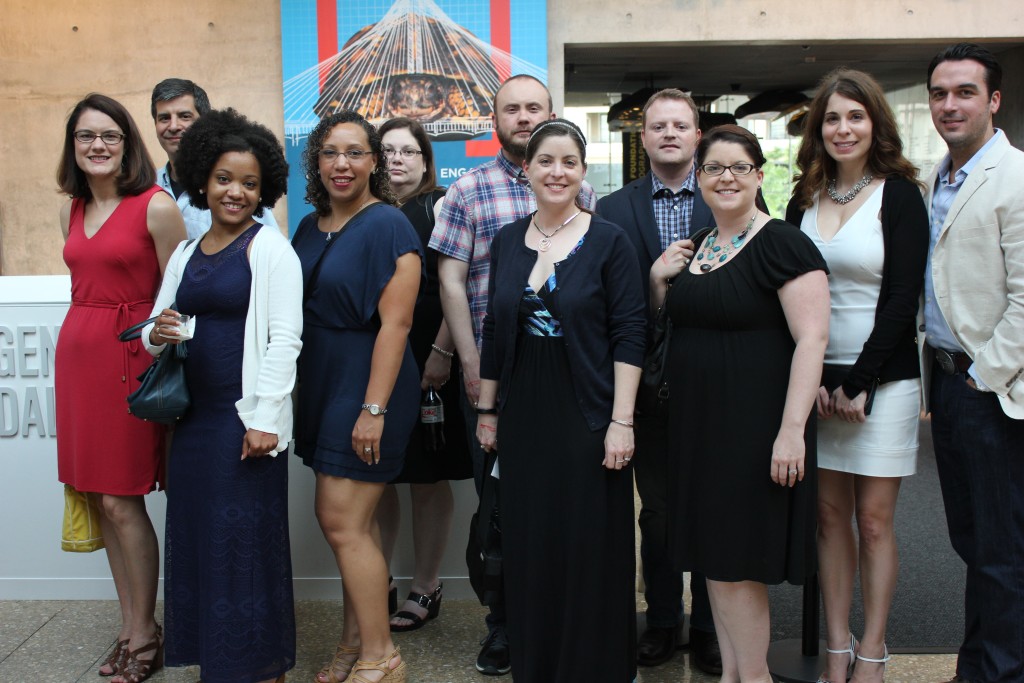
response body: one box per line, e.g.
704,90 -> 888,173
596,172 -> 715,311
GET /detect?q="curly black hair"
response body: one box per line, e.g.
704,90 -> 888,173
175,108 -> 289,217
303,110 -> 397,216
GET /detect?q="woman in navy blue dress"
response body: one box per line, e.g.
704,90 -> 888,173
143,109 -> 302,683
292,111 -> 421,683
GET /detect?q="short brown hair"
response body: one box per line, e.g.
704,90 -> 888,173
696,124 -> 766,168
642,89 -> 700,129
56,93 -> 155,199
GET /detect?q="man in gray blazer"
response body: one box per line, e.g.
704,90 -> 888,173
923,43 -> 1024,683
596,89 -> 720,674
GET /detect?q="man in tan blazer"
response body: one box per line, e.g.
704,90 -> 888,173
922,43 -> 1024,683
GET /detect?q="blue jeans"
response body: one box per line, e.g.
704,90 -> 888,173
634,409 -> 714,632
460,376 -> 506,632
930,366 -> 1024,683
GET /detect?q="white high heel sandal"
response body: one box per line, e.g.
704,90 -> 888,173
817,633 -> 857,683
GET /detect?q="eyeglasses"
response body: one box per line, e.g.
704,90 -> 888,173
318,149 -> 373,162
74,131 -> 125,145
699,163 -> 758,176
382,147 -> 423,159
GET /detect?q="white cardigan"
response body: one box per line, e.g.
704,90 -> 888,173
143,225 -> 303,453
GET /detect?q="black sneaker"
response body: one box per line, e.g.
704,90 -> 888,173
476,628 -> 511,675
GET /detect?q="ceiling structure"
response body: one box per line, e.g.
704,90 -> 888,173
563,40 -> 1024,107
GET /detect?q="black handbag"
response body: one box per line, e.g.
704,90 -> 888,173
466,449 -> 502,606
636,301 -> 672,415
636,227 -> 712,416
118,316 -> 190,424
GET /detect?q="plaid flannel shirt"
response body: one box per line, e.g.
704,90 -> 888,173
429,151 -> 595,347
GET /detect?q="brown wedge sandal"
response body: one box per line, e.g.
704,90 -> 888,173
99,639 -> 129,676
350,647 -> 406,683
316,643 -> 360,683
115,634 -> 164,683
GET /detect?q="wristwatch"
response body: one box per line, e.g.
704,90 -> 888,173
361,403 -> 388,416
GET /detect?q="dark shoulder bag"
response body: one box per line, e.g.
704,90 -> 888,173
636,227 -> 712,416
117,239 -> 196,424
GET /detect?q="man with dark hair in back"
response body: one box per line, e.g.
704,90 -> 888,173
150,78 -> 278,238
597,88 -> 721,675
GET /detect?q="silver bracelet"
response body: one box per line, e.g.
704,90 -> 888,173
610,419 -> 634,428
430,343 -> 454,359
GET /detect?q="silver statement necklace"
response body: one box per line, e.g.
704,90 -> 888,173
827,174 -> 873,205
533,210 -> 581,252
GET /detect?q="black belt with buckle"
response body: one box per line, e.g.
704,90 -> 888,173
933,347 -> 972,375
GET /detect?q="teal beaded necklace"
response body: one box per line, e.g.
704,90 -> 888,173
696,214 -> 756,273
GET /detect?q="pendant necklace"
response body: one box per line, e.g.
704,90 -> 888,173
533,210 -> 581,252
696,214 -> 755,273
325,199 -> 375,241
827,174 -> 873,205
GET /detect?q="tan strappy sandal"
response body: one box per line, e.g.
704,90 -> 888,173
350,647 -> 406,683
316,643 -> 360,683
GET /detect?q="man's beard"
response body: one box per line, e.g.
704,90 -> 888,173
496,124 -> 530,160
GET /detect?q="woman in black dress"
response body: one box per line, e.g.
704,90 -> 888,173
476,119 -> 646,682
650,125 -> 830,683
374,117 -> 471,632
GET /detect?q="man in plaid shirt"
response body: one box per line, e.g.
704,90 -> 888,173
429,74 -> 594,676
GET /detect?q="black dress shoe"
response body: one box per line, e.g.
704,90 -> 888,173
689,627 -> 723,675
637,626 -> 679,667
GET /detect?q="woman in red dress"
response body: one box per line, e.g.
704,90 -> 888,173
55,93 -> 186,683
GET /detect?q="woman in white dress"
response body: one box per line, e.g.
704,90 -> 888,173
786,68 -> 929,683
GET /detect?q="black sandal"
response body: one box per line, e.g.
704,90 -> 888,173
389,582 -> 442,632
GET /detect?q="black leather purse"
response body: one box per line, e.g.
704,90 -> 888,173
636,302 -> 672,415
636,227 -> 712,416
118,315 -> 190,424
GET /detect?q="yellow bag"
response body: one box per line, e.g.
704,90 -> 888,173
61,484 -> 105,552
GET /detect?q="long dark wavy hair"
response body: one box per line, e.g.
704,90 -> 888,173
304,110 -> 397,215
56,93 -> 155,199
791,68 -> 922,209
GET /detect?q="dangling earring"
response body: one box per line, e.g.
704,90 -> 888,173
199,189 -> 205,195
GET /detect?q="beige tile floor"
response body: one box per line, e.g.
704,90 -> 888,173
0,598 -> 956,682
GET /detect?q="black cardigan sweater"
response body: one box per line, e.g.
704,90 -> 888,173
479,214 -> 646,430
785,176 -> 929,398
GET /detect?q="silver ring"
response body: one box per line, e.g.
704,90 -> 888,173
616,459 -> 624,463
364,447 -> 372,454
788,468 -> 798,475
624,457 -> 632,462
684,258 -> 691,265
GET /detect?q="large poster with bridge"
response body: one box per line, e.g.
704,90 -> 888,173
280,0 -> 548,232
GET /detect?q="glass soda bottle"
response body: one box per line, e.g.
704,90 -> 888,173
420,384 -> 445,452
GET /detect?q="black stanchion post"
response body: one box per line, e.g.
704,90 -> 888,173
767,574 -> 827,683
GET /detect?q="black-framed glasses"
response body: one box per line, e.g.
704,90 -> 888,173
699,163 -> 758,176
319,149 -> 372,162
74,131 -> 125,145
382,147 -> 423,159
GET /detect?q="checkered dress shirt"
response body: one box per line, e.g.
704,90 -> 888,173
650,167 -> 698,250
429,152 -> 595,347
